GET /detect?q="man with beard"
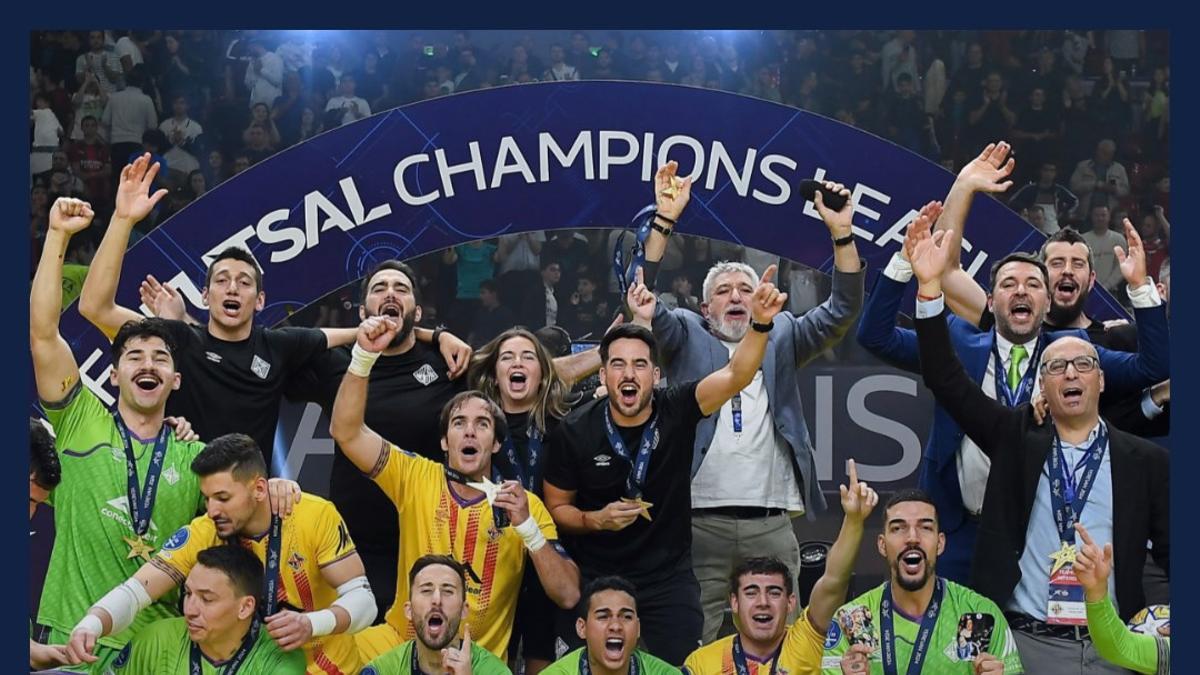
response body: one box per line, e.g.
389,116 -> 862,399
286,261 -> 597,627
541,577 -> 678,675
543,263 -> 789,665
78,154 -> 354,466
636,161 -> 865,646
69,433 -> 375,674
856,199 -> 1168,583
821,490 -> 1021,674
362,556 -> 511,675
330,316 -> 581,662
684,459 -> 878,675
906,227 -> 1168,675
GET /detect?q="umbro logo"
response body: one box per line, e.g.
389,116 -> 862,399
205,352 -> 223,363
593,454 -> 612,467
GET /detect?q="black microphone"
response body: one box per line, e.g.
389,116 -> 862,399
799,179 -> 850,211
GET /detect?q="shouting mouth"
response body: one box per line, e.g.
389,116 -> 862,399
134,372 -> 162,392
618,382 -> 639,407
900,549 -> 925,576
604,637 -> 625,660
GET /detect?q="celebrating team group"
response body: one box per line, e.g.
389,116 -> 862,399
28,139 -> 1169,675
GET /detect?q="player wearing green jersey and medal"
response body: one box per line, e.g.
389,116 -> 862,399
822,490 -> 1022,674
110,545 -> 306,674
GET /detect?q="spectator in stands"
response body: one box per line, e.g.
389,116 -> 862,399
160,95 -> 204,181
101,64 -> 157,185
1070,138 -> 1129,221
561,275 -> 607,340
30,92 -> 64,177
1008,161 -> 1078,234
590,48 -> 619,80
69,72 -> 108,142
231,153 -> 251,176
75,30 -> 121,95
541,260 -> 563,329
949,42 -> 987,100
1091,57 -> 1131,142
469,279 -> 517,349
241,123 -> 275,165
325,73 -> 372,127
114,30 -> 149,75
203,148 -> 228,188
68,115 -> 111,206
1138,207 -> 1170,281
157,32 -> 203,109
356,50 -> 387,105
1011,87 -> 1060,184
1080,204 -> 1128,295
272,71 -> 307,147
495,232 -> 546,329
544,44 -> 579,82
244,37 -> 284,109
443,239 -> 499,335
657,272 -> 701,315
454,48 -> 483,92
883,72 -> 928,153
966,70 -> 1016,152
242,102 -> 282,148
747,64 -> 782,103
881,30 -> 920,93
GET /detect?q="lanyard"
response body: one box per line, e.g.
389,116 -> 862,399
731,393 -> 743,434
732,635 -> 778,675
991,337 -> 1040,408
880,577 -> 945,675
1049,426 -> 1108,544
189,619 -> 259,674
112,412 -> 170,538
260,514 -> 283,618
602,406 -> 658,499
613,204 -> 658,297
444,465 -> 509,527
501,424 -> 542,494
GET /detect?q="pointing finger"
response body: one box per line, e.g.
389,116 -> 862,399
847,458 -> 859,486
759,264 -> 777,286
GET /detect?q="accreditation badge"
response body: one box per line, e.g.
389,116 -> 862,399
1046,542 -> 1087,625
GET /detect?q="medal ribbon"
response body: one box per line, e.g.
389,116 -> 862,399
112,412 -> 169,538
880,577 -> 945,675
1049,425 -> 1108,544
603,406 -> 658,499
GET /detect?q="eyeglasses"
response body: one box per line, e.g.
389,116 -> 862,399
1039,355 -> 1099,376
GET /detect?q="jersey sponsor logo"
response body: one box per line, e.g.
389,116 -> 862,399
288,551 -> 307,571
593,454 -> 612,467
101,496 -> 159,539
823,620 -> 842,649
413,363 -> 439,386
162,526 -> 190,551
205,351 -> 223,363
162,466 -> 180,486
251,355 -> 272,379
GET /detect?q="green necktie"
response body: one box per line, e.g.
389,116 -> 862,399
1008,344 -> 1029,391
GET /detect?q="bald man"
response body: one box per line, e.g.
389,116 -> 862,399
907,225 -> 1168,675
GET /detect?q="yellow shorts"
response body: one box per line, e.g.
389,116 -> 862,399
354,623 -> 404,663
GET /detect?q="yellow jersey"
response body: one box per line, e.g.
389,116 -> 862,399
372,443 -> 558,658
684,608 -> 826,675
154,493 -> 361,675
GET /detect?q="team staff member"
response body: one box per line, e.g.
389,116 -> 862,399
469,327 -> 573,675
78,154 -> 354,464
29,419 -> 71,671
684,460 -> 878,675
69,434 -> 374,674
822,490 -> 1022,674
543,263 -> 789,665
907,225 -> 1169,674
330,315 -> 581,661
32,197 -> 207,675
363,555 -> 512,675
638,162 -> 865,643
112,545 -> 306,673
541,577 -> 679,675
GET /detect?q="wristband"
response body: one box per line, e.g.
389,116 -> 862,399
650,221 -> 673,237
514,516 -> 547,552
75,614 -> 103,637
916,292 -> 941,301
432,326 -> 446,346
306,609 -> 337,637
347,343 -> 382,378
833,233 -> 856,247
653,212 -> 677,226
751,320 -> 773,334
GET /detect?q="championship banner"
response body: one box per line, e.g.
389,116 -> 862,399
47,80 -> 1128,419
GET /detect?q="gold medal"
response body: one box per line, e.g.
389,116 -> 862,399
659,176 -> 684,199
622,496 -> 654,521
1048,541 -> 1077,575
466,476 -> 501,506
124,535 -> 155,562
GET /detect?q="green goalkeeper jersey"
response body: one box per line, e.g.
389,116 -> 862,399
109,617 -> 306,674
39,383 -> 205,650
821,579 -> 1024,674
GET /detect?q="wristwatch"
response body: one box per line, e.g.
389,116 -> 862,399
751,320 -> 773,333
833,233 -> 855,247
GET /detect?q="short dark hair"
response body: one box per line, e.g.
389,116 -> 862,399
579,576 -> 638,618
111,317 -> 178,364
205,246 -> 264,293
30,419 -> 61,490
195,545 -> 264,602
988,252 -> 1048,291
884,488 -> 939,527
191,433 -> 267,482
360,260 -> 421,306
408,554 -> 467,593
896,72 -> 914,84
730,557 -> 794,597
479,278 -> 497,294
1039,227 -> 1094,271
534,325 -> 572,358
599,323 -> 658,366
438,390 -> 507,443
142,129 -> 168,151
126,64 -> 146,89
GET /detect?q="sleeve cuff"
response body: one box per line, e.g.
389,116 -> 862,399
914,294 -> 945,319
1127,278 -> 1163,308
1141,389 -> 1165,419
882,252 -> 914,283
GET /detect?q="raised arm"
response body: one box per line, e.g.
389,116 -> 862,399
78,154 -> 168,340
328,317 -> 397,474
694,265 -> 786,415
642,161 -> 692,272
32,199 -> 92,403
909,227 -> 1025,454
807,459 -> 878,633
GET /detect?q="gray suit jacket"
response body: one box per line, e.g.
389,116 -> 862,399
651,268 -> 865,518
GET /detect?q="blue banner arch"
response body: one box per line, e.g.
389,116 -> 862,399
52,80 -> 1128,408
